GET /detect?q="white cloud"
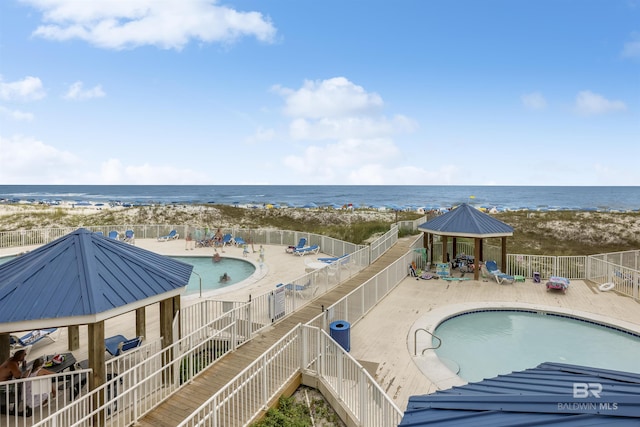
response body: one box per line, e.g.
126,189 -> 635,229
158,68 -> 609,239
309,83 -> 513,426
98,158 -> 209,184
575,90 -> 627,115
246,127 -> 275,144
24,0 -> 277,50
275,77 -> 383,119
521,92 -> 547,110
63,81 -> 106,100
274,77 -> 423,184
282,139 -> 460,185
0,76 -> 46,101
282,138 -> 400,183
621,32 -> 640,58
0,134 -> 210,184
0,106 -> 34,121
0,134 -> 80,184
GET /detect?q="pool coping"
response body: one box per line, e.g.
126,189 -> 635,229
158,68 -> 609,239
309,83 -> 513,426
408,301 -> 640,391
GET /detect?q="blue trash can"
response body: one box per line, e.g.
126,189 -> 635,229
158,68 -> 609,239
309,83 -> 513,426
329,320 -> 351,352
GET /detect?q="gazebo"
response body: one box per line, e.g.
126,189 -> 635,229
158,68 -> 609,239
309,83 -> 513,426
418,203 -> 514,280
0,228 -> 193,398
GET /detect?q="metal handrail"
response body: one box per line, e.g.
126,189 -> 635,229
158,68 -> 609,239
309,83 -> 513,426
414,327 -> 442,355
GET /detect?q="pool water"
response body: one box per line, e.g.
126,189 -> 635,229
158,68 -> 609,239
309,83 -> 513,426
172,256 -> 256,295
433,310 -> 640,383
0,255 -> 16,265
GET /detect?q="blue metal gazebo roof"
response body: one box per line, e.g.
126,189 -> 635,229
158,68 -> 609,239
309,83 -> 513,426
400,362 -> 640,426
0,228 -> 193,331
418,203 -> 513,238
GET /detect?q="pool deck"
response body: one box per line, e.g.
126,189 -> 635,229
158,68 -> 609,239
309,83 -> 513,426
4,238 -> 640,412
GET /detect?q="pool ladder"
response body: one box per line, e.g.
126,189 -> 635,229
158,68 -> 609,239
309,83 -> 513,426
414,328 -> 442,355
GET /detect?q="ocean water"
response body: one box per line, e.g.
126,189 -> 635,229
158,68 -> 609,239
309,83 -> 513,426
0,185 -> 639,212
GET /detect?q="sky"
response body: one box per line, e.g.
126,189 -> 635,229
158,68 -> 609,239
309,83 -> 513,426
0,0 -> 639,186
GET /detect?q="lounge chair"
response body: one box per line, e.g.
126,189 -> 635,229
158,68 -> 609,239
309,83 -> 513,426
157,229 -> 179,241
286,238 -> 307,253
484,260 -> 515,284
123,229 -> 135,244
281,281 -> 317,298
104,335 -> 143,357
318,254 -> 350,264
95,231 -> 104,237
233,236 -> 247,246
293,245 -> 320,256
108,230 -> 119,240
221,234 -> 233,247
10,328 -> 59,350
435,263 -> 450,278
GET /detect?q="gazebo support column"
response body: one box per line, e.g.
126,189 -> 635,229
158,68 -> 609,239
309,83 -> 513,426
68,325 -> 80,351
479,240 -> 484,263
452,237 -> 457,259
136,307 -> 146,339
428,234 -> 434,267
160,297 -> 177,385
501,237 -> 508,271
423,233 -> 429,264
0,333 -> 9,361
474,238 -> 481,281
88,321 -> 106,426
441,236 -> 448,263
173,296 -> 181,340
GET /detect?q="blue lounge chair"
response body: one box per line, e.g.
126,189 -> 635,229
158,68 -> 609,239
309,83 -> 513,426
157,229 -> 179,241
95,231 -> 104,237
105,335 -> 143,356
108,230 -> 119,240
123,229 -> 135,244
279,281 -> 317,298
10,328 -> 59,349
221,233 -> 233,247
293,244 -> 320,256
233,236 -> 247,246
286,238 -> 307,253
318,254 -> 350,264
484,260 -> 515,284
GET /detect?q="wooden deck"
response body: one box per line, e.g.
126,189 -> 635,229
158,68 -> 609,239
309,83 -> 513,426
136,239 -> 415,426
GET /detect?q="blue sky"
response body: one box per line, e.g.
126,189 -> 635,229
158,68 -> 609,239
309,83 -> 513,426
1,0 -> 638,186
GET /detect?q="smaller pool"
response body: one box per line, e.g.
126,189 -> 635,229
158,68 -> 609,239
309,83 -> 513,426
172,256 -> 256,295
434,310 -> 640,383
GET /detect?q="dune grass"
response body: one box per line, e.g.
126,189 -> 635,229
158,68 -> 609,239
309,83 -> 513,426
1,204 -> 638,255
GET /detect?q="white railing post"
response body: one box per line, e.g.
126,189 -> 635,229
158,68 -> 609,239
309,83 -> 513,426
133,362 -> 139,420
359,367 -> 367,426
337,349 -> 343,402
232,308 -> 237,351
262,354 -> 268,411
300,325 -> 307,371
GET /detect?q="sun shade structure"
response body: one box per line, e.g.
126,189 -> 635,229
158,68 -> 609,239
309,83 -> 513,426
418,204 -> 513,280
399,362 -> 640,426
0,228 -> 192,328
0,228 -> 193,395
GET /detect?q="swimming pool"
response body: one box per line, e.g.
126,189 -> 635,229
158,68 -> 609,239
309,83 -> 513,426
172,256 -> 256,295
433,309 -> 640,383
